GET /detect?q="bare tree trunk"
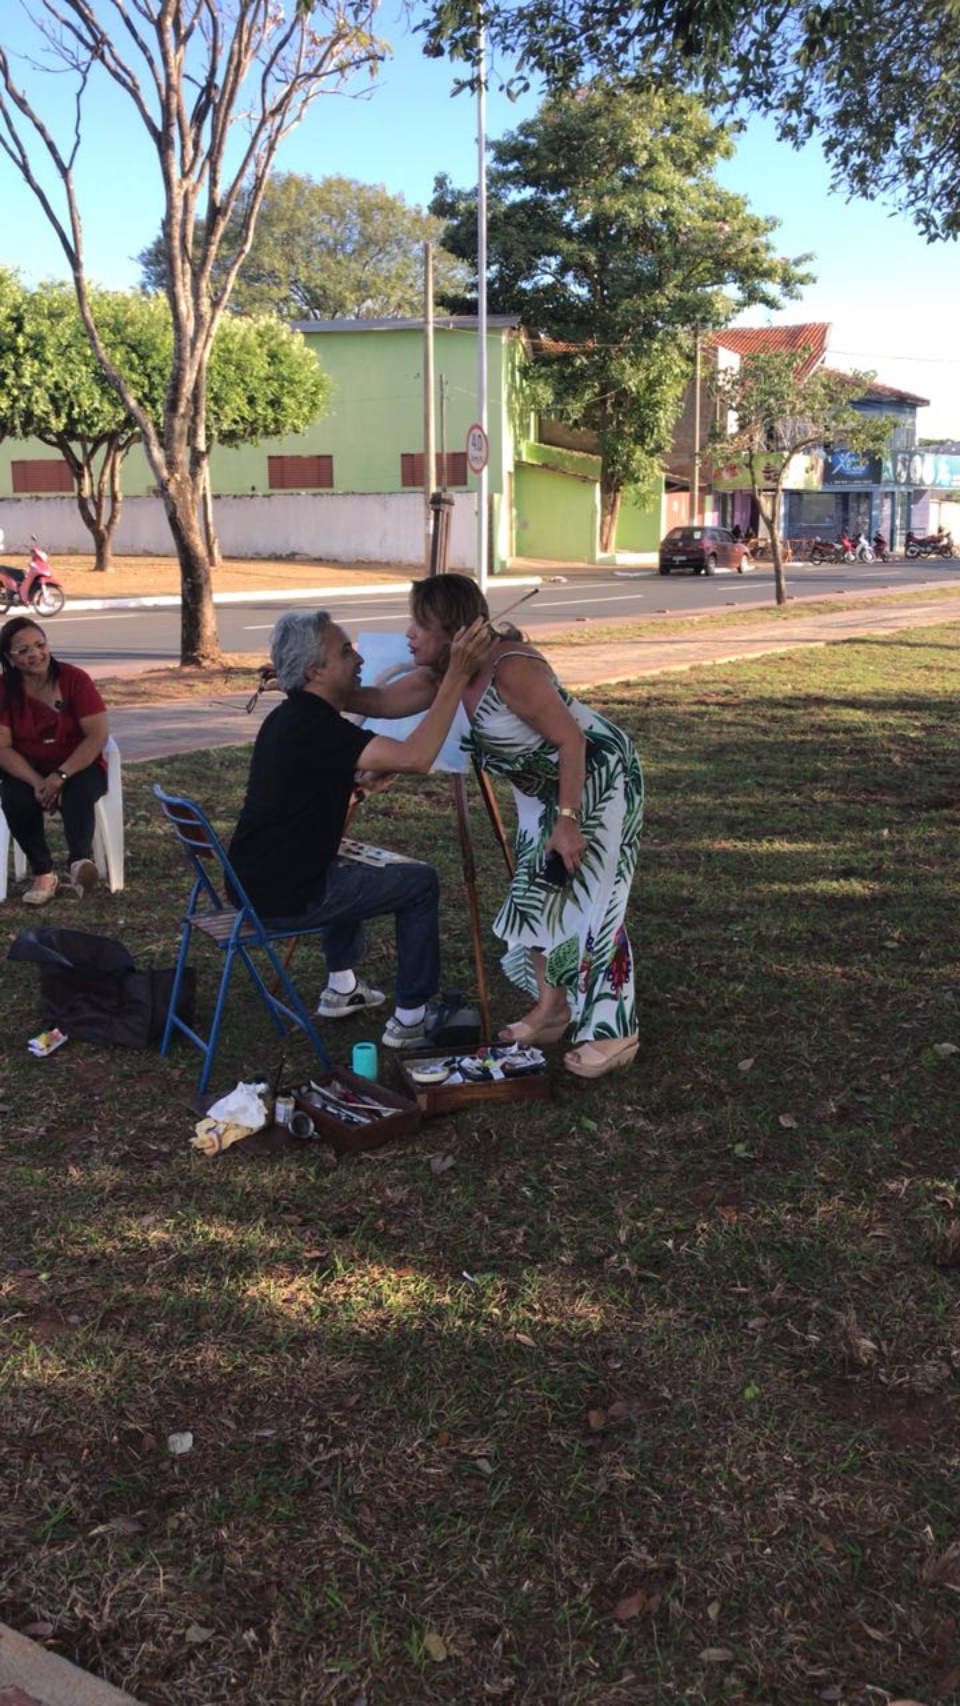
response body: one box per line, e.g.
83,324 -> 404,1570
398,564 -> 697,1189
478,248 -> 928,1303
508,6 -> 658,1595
161,471 -> 222,665
757,488 -> 789,606
199,463 -> 222,569
599,480 -> 622,555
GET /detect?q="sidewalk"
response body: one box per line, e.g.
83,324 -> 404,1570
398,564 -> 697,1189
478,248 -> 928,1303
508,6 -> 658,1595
108,588 -> 960,763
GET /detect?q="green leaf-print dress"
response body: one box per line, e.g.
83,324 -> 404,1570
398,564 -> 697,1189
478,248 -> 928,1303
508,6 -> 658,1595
462,653 -> 643,1043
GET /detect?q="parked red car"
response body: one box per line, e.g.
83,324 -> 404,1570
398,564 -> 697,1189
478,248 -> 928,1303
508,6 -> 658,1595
658,525 -> 752,576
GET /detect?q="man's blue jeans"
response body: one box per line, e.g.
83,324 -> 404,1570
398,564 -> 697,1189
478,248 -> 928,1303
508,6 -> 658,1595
265,857 -> 440,1009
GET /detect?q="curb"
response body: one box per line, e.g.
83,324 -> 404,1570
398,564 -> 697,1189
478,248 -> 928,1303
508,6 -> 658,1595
62,574 -> 544,613
0,1623 -> 145,1706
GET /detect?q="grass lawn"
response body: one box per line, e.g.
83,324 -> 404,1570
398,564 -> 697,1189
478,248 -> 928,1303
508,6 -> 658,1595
2,622 -> 960,1705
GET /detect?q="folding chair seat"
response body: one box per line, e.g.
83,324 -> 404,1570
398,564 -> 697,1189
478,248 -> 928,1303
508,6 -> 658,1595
153,783 -> 332,1092
0,734 -> 125,901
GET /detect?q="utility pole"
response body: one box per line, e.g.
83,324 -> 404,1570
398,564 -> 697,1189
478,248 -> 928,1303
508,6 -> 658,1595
423,242 -> 436,571
691,328 -> 701,524
476,16 -> 489,593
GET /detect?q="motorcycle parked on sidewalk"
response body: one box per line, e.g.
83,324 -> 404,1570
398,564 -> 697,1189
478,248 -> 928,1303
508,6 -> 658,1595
872,531 -> 890,562
851,531 -> 875,562
0,539 -> 66,616
905,529 -> 955,559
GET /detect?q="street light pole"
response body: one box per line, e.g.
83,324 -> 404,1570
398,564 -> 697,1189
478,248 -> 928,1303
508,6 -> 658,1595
692,327 -> 701,524
476,15 -> 489,593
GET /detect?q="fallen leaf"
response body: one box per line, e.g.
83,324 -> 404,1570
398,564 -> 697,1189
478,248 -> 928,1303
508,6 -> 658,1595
91,1515 -> 143,1536
20,1620 -> 55,1638
474,1456 -> 494,1475
614,1589 -> 648,1620
737,1058 -> 754,1073
587,1409 -> 607,1431
698,1647 -> 734,1662
184,1624 -> 214,1645
933,1043 -> 959,1057
167,1430 -> 193,1455
707,1600 -> 721,1623
513,1332 -> 536,1348
428,1154 -> 456,1176
423,1631 -> 448,1662
778,1113 -> 798,1129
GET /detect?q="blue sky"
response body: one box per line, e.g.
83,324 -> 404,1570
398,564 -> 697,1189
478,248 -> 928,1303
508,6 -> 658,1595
1,0 -> 958,435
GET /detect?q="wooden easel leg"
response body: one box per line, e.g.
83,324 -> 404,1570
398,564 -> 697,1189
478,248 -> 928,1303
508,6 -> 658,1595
472,759 -> 515,878
452,772 -> 492,1042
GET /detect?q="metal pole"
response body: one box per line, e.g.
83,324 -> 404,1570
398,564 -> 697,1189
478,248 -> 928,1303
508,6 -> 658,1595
476,17 -> 489,593
691,328 -> 701,524
424,242 -> 435,570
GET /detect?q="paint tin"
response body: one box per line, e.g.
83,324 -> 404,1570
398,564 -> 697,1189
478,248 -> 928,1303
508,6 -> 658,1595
274,1094 -> 295,1128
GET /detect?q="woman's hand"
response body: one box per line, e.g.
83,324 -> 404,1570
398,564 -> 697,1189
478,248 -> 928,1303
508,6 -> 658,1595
36,772 -> 62,811
446,617 -> 498,682
354,768 -> 397,796
545,811 -> 585,877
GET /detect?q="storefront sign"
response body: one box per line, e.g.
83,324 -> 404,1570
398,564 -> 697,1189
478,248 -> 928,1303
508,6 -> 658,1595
895,450 -> 960,490
824,449 -> 882,485
710,451 -> 821,491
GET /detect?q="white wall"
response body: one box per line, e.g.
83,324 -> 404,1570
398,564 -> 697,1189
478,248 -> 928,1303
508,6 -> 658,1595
0,490 -> 478,569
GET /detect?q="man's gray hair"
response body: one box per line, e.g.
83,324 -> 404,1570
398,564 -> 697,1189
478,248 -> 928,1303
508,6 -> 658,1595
270,609 -> 331,692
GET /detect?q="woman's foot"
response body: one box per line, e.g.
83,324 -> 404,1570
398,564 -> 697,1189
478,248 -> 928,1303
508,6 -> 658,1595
564,1035 -> 639,1080
499,996 -> 570,1047
23,873 -> 58,907
68,858 -> 99,898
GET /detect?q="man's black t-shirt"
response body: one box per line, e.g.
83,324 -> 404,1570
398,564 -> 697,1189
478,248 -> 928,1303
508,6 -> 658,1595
229,691 -> 374,917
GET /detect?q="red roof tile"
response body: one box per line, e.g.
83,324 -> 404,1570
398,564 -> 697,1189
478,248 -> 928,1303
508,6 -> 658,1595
710,323 -> 830,379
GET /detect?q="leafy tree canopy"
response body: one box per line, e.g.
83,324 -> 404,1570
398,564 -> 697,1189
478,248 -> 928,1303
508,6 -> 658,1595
433,82 -> 812,547
710,349 -> 894,601
422,0 -> 960,240
137,173 -> 470,320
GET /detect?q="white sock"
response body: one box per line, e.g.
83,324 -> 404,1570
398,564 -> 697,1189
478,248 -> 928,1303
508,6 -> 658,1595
327,970 -> 357,995
394,1004 -> 425,1027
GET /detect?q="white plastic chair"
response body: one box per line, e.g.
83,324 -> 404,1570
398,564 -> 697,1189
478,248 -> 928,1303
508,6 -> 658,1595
0,734 -> 124,900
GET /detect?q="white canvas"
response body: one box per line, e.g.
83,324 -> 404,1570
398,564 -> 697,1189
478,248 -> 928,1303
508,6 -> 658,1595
356,631 -> 470,774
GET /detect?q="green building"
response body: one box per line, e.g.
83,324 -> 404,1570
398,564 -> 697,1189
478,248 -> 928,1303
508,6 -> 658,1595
0,316 -> 662,571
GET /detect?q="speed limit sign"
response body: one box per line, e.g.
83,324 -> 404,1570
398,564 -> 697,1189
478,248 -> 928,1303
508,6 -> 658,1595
466,422 -> 489,474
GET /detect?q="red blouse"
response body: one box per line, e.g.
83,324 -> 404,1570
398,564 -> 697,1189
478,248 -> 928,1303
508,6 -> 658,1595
0,660 -> 107,775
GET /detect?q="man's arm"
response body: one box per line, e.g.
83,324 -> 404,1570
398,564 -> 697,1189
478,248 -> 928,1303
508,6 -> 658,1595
360,619 -> 493,775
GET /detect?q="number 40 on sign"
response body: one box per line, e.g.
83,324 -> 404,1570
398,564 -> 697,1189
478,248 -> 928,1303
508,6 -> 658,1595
466,423 -> 488,474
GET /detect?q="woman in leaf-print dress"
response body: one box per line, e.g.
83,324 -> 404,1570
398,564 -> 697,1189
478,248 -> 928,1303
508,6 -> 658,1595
349,574 -> 643,1080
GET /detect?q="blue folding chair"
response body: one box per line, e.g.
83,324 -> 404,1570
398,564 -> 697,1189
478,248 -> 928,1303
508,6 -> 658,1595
154,784 -> 332,1091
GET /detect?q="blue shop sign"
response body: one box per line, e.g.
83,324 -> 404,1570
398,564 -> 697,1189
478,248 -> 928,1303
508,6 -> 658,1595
895,450 -> 960,490
825,449 -> 883,484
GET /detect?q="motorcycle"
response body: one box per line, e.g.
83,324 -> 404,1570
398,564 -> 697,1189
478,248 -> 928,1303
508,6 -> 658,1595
872,531 -> 890,562
905,529 -> 955,559
808,539 -> 852,566
0,539 -> 66,616
851,531 -> 875,562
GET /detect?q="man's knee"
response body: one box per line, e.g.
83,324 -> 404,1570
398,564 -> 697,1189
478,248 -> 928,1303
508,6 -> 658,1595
407,861 -> 440,906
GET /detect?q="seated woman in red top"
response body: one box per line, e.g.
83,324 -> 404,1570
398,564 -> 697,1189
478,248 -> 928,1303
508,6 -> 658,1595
0,617 -> 109,905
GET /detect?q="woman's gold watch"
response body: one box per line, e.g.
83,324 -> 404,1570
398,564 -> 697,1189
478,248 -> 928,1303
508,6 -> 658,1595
557,806 -> 579,821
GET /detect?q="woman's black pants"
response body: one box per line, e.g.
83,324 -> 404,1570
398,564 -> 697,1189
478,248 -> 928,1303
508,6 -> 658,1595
1,764 -> 108,876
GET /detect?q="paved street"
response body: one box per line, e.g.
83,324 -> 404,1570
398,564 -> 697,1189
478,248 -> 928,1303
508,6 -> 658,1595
41,555 -> 960,678
110,588 -> 960,763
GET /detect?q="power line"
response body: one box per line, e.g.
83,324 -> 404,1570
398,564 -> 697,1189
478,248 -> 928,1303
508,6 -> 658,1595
828,347 -> 960,366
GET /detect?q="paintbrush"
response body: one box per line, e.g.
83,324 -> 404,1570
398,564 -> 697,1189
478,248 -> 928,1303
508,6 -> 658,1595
489,585 -> 539,632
